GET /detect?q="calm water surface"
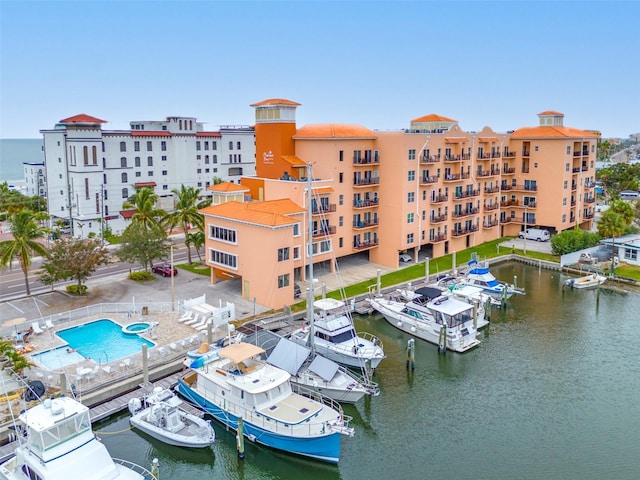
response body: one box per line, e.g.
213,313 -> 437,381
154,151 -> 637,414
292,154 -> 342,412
98,263 -> 640,479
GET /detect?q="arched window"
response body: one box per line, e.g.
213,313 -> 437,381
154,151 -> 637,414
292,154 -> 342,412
229,141 -> 233,150
121,157 -> 127,168
92,146 -> 97,164
122,188 -> 129,199
189,120 -> 192,130
120,141 -> 126,152
135,156 -> 141,167
121,172 -> 128,183
179,119 -> 183,130
83,146 -> 89,165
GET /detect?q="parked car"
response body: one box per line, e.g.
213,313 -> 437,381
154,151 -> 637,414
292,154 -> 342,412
399,253 -> 412,263
151,263 -> 178,277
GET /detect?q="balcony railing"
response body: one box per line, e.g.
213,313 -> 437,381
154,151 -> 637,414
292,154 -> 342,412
571,183 -> 577,190
421,154 -> 440,163
483,203 -> 499,211
521,168 -> 530,174
353,199 -> 379,208
430,233 -> 447,243
585,197 -> 595,204
352,220 -> 379,229
500,184 -> 513,191
444,154 -> 463,162
421,175 -> 438,184
353,240 -> 379,251
312,204 -> 336,215
454,189 -> 480,199
572,167 -> 581,173
491,152 -> 502,159
443,173 -> 461,182
478,154 -> 491,159
501,200 -> 519,207
430,214 -> 448,223
483,220 -> 499,228
312,226 -> 336,238
431,195 -> 449,203
452,208 -> 480,218
503,151 -> 516,158
585,181 -> 596,188
503,167 -> 516,174
484,186 -> 500,194
584,212 -> 595,219
511,184 -> 538,191
353,178 -> 380,187
452,225 -> 479,236
522,150 -> 530,157
353,157 -> 380,166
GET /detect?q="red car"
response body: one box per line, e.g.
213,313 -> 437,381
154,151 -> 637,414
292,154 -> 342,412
151,263 -> 178,277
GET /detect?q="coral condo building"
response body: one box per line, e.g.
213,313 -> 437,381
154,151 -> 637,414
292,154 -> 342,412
200,99 -> 598,309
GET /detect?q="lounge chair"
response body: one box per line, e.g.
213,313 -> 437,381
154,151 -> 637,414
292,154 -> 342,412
45,319 -> 55,329
195,320 -> 212,331
178,311 -> 194,323
184,313 -> 201,326
31,323 -> 44,335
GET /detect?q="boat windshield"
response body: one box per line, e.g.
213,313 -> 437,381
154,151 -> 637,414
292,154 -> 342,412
327,329 -> 356,344
29,410 -> 92,454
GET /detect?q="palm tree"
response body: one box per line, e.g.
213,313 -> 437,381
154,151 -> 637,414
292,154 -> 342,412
0,210 -> 49,296
186,230 -> 205,264
165,185 -> 211,264
122,187 -> 166,232
597,210 -> 626,264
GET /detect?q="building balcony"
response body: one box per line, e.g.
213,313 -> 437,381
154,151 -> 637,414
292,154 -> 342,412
443,174 -> 461,182
511,184 -> 538,192
585,181 -> 596,188
484,186 -> 500,194
500,184 -> 513,191
421,155 -> 440,164
451,225 -> 479,237
483,220 -> 499,228
477,154 -> 491,160
312,204 -> 336,215
571,183 -> 577,191
483,203 -> 499,211
353,199 -> 379,209
312,226 -> 336,238
430,233 -> 447,243
431,195 -> 449,204
501,199 -> 519,207
585,196 -> 595,204
420,175 -> 438,184
503,151 -> 516,158
570,215 -> 576,223
521,167 -> 530,174
452,208 -> 480,218
572,167 -> 581,173
430,214 -> 448,223
584,212 -> 595,219
353,220 -> 379,230
491,152 -> 502,159
462,153 -> 472,160
570,200 -> 576,206
353,157 -> 380,166
444,154 -> 463,162
454,189 -> 480,200
353,178 -> 380,187
522,150 -> 530,157
353,240 -> 379,251
477,170 -> 499,177
502,167 -> 516,175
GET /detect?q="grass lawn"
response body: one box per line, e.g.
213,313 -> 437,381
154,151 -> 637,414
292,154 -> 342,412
178,263 -> 210,276
600,264 -> 640,281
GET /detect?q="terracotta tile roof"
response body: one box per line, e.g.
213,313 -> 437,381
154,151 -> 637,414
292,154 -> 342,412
134,181 -> 157,188
120,209 -> 136,219
196,132 -> 222,137
59,114 -> 107,124
201,199 -> 304,227
411,114 -> 457,123
250,98 -> 301,107
538,110 -> 564,116
294,124 -> 375,139
282,155 -> 307,166
510,126 -> 599,139
207,182 -> 249,192
130,131 -> 171,137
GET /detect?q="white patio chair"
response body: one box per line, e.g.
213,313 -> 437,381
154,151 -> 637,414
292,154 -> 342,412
178,311 -> 194,323
195,320 -> 212,331
191,316 -> 208,330
184,313 -> 201,326
31,322 -> 44,335
45,319 -> 55,329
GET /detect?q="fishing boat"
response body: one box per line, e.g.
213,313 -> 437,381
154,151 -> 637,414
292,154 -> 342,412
564,273 -> 607,289
368,286 -> 482,353
176,342 -> 354,464
288,298 -> 385,370
0,396 -> 155,480
241,328 -> 379,404
128,386 -> 215,448
453,258 -> 524,301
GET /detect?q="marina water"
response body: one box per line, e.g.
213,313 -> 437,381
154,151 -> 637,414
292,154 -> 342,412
98,262 -> 640,479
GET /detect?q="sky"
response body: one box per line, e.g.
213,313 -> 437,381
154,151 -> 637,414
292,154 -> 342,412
1,0 -> 638,139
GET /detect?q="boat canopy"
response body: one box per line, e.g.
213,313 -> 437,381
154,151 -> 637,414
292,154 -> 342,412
314,298 -> 345,311
414,286 -> 443,300
267,338 -> 310,376
220,342 -> 265,363
308,354 -> 340,382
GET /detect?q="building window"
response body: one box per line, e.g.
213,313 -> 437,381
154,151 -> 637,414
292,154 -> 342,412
161,141 -> 167,151
146,141 -> 152,151
339,173 -> 344,183
277,274 -> 290,289
122,187 -> 129,198
534,146 -> 539,152
209,225 -> 237,243
135,157 -> 141,167
197,168 -> 202,174
563,198 -> 567,206
408,170 -> 415,181
623,248 -> 637,261
147,171 -> 153,176
293,246 -> 300,259
204,141 -> 209,150
277,247 -> 290,262
144,156 -> 152,167
163,185 -> 168,190
121,172 -> 128,183
407,213 -> 414,224
339,150 -> 344,162
196,141 -> 201,151
209,249 -> 238,269
562,214 -> 566,222
229,141 -> 233,150
339,216 -> 344,227
564,181 -> 568,189
407,233 -> 414,244
212,141 -> 217,150
135,172 -> 141,177
121,157 -> 127,168
566,163 -> 570,172
566,146 -> 571,155
162,170 -> 168,176
120,141 -> 126,152
408,149 -> 416,160
134,141 -> 140,151
237,141 -> 241,150
83,146 -> 89,165
408,192 -> 415,203
162,155 -> 167,161
339,195 -> 344,206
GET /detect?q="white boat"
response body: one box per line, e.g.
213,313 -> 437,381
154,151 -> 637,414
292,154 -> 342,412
288,298 -> 385,370
176,342 -> 354,464
564,273 -> 607,289
241,328 -> 379,404
368,286 -> 482,353
128,386 -> 215,448
451,258 -> 525,301
0,396 -> 155,480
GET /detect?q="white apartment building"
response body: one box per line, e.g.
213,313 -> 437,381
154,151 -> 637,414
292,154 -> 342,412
40,114 -> 255,237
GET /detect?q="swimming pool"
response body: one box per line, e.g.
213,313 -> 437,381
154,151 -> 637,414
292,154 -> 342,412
32,319 -> 155,370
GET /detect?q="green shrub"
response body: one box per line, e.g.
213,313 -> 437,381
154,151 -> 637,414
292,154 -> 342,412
66,284 -> 87,295
129,270 -> 155,282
